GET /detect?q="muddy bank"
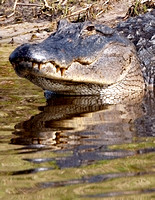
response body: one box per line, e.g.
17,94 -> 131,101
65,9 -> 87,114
0,0 -> 136,45
0,21 -> 52,44
0,0 -> 154,45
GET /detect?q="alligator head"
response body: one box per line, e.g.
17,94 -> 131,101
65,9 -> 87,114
9,19 -> 145,102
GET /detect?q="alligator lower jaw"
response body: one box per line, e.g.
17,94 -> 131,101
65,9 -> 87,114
12,60 -> 109,95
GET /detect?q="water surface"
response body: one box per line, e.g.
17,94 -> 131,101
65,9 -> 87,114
0,44 -> 155,199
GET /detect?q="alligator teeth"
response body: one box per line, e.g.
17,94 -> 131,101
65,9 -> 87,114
32,62 -> 42,70
38,63 -> 42,70
56,66 -> 60,73
56,66 -> 66,76
32,62 -> 36,68
60,68 -> 66,76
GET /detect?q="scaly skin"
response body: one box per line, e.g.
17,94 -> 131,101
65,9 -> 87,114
116,9 -> 155,88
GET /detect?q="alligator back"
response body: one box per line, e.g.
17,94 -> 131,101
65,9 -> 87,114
116,9 -> 155,88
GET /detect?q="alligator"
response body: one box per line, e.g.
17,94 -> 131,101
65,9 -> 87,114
9,10 -> 155,103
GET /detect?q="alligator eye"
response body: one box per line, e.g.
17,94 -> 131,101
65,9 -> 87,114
86,26 -> 95,31
81,25 -> 96,37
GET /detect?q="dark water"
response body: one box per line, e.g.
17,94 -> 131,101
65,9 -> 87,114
0,44 -> 155,199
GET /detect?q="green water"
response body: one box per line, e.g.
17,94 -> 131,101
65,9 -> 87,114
0,44 -> 155,200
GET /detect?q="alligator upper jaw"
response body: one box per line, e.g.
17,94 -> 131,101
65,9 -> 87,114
12,60 -> 68,78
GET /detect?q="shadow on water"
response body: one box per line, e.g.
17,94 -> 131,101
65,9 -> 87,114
11,93 -> 154,165
3,91 -> 154,198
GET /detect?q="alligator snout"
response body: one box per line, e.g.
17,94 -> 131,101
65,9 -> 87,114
9,41 -> 72,78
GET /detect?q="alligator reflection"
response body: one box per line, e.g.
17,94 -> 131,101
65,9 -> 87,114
11,92 -> 154,170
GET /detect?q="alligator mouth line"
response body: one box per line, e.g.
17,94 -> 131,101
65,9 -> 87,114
32,62 -> 67,76
13,57 -> 96,78
13,61 -> 68,77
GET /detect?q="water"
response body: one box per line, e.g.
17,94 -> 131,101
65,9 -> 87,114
0,44 -> 155,199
